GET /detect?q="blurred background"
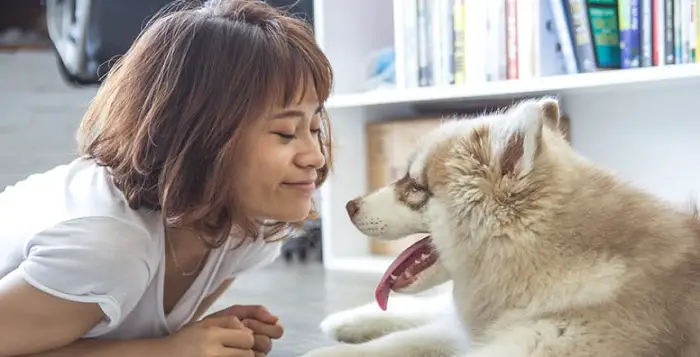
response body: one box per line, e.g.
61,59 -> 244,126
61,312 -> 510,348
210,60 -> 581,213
1,0 -> 700,355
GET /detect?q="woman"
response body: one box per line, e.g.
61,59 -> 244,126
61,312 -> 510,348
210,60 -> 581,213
0,0 -> 333,356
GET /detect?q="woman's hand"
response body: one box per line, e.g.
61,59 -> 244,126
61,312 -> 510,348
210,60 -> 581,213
204,305 -> 284,356
165,315 -> 256,357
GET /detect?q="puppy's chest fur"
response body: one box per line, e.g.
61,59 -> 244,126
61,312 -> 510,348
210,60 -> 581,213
443,199 -> 700,354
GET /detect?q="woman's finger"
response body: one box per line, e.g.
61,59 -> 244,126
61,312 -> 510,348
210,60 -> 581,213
252,333 -> 272,354
243,319 -> 284,339
215,305 -> 279,324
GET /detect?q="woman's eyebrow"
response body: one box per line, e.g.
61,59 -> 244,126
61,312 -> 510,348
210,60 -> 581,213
271,105 -> 322,119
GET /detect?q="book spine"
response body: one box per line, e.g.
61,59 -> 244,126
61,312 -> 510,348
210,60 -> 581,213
688,0 -> 697,62
674,0 -> 681,63
620,0 -> 642,67
652,0 -> 666,65
506,0 -> 519,79
641,0 -> 654,66
452,0 -> 466,84
417,0 -> 432,86
497,0 -> 509,79
664,0 -> 676,63
443,0 -> 455,84
404,0 -> 420,87
429,0 -> 444,85
565,0 -> 599,71
696,0 -> 700,62
587,0 -> 622,68
551,0 -> 581,73
681,0 -> 690,63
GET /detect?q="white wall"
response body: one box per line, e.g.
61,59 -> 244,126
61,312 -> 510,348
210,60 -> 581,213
563,79 -> 700,204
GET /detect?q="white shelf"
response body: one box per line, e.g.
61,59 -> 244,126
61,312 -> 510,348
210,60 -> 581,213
326,64 -> 700,109
314,1 -> 700,273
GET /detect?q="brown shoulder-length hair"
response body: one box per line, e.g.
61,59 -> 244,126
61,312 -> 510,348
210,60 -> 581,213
77,0 -> 334,248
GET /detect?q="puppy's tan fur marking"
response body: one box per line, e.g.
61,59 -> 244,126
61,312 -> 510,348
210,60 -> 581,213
394,174 -> 432,212
540,100 -> 560,130
500,133 -> 524,176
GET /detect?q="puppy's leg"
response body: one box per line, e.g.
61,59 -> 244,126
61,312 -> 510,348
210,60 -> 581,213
302,318 -> 467,357
321,293 -> 452,343
461,320 -> 572,357
528,323 -> 647,357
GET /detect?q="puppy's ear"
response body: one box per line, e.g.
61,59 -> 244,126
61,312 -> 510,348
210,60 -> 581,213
541,99 -> 561,131
494,97 -> 559,176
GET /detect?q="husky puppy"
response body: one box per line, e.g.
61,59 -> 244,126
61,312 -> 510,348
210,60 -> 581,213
300,98 -> 700,357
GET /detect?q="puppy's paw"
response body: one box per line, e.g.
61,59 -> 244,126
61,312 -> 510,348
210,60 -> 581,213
320,303 -> 386,343
320,302 -> 428,343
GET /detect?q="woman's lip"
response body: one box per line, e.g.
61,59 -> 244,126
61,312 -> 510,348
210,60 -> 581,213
283,180 -> 316,185
282,181 -> 316,190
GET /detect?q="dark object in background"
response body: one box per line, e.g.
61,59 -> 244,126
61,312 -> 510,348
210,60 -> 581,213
0,0 -> 51,50
282,219 -> 323,263
44,0 -> 173,85
43,0 -> 315,86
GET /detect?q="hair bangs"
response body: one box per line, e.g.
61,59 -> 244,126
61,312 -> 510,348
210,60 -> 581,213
251,18 -> 333,112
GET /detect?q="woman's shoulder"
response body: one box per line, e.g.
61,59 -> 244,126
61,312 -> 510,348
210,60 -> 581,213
0,157 -> 164,241
0,158 -> 164,272
3,157 -> 141,209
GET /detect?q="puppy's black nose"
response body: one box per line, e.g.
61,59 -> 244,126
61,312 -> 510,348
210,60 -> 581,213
346,199 -> 360,219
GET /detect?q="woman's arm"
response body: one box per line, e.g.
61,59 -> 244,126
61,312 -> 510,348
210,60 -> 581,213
0,270 -> 106,357
2,272 -> 168,357
19,338 -> 171,357
2,277 -> 235,357
0,218 -> 159,357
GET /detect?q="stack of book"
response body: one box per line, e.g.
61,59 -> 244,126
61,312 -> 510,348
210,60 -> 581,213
393,0 -> 699,89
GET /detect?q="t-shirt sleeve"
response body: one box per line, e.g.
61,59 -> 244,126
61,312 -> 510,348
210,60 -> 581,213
17,216 -> 155,337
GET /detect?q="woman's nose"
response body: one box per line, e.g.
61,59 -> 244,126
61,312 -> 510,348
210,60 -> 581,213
296,137 -> 326,169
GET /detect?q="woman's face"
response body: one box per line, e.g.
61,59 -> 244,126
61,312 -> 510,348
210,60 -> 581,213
235,86 -> 326,223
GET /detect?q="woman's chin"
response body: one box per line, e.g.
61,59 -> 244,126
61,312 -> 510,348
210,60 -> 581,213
264,204 -> 313,223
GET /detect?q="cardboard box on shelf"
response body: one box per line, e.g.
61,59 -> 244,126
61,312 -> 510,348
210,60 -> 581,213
364,111 -> 571,256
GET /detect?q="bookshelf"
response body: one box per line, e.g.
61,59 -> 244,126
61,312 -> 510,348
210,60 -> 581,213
313,0 -> 700,273
326,64 -> 700,109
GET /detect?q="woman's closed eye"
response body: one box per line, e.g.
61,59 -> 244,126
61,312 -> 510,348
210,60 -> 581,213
273,132 -> 296,140
272,128 -> 321,141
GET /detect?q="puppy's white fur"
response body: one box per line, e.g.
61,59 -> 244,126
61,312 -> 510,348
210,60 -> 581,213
301,97 -> 700,357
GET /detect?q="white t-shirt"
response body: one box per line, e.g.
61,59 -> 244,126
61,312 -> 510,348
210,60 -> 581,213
0,157 -> 282,339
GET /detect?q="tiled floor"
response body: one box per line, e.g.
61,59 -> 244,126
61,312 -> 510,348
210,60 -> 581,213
212,259 -> 382,357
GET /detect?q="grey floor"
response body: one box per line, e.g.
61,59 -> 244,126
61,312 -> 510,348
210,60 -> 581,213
1,50 -> 382,356
213,259 -> 381,356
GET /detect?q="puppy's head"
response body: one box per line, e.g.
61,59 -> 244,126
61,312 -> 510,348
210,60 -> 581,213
346,98 -> 570,309
347,97 -> 567,242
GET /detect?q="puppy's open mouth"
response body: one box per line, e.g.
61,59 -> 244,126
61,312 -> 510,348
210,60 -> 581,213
375,235 -> 438,311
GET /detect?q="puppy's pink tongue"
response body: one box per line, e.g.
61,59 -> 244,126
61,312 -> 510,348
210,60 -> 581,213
375,281 -> 391,311
374,236 -> 433,310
